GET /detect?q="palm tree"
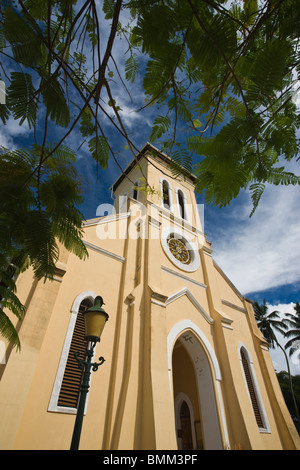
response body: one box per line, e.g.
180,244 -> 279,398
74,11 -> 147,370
284,303 -> 300,362
253,299 -> 300,424
253,300 -> 287,348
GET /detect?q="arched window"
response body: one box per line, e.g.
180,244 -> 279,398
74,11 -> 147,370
162,180 -> 171,210
49,293 -> 96,414
132,180 -> 139,201
57,298 -> 92,408
177,189 -> 186,220
239,346 -> 268,430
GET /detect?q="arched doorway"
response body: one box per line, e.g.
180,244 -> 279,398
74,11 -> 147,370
173,339 -> 203,450
170,326 -> 224,450
180,401 -> 193,450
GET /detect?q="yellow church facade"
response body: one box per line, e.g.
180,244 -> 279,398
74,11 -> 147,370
0,143 -> 299,450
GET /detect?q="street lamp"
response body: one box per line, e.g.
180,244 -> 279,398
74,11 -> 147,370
70,296 -> 109,450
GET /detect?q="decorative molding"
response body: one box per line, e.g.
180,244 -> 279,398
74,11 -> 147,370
161,227 -> 201,273
71,290 -> 98,314
147,200 -> 205,238
126,293 -> 135,307
166,287 -> 214,325
213,260 -> 244,301
167,320 -> 221,380
151,299 -> 167,308
161,265 -> 207,289
83,212 -> 131,227
221,299 -> 247,314
151,290 -> 168,308
148,216 -> 161,229
83,240 -> 125,263
221,322 -> 234,330
52,261 -> 67,282
202,246 -> 213,256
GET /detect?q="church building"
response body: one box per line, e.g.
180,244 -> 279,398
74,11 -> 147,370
0,143 -> 299,450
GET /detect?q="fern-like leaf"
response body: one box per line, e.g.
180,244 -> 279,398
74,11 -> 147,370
3,6 -> 43,67
41,75 -> 70,127
149,115 -> 171,142
249,182 -> 265,217
125,53 -> 139,83
88,136 -> 110,168
7,72 -> 37,128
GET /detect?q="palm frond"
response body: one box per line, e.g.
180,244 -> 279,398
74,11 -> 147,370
0,309 -> 21,351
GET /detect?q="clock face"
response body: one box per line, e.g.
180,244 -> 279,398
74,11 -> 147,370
167,237 -> 191,265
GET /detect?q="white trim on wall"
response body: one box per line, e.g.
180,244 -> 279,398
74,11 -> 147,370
166,288 -> 213,324
160,178 -> 174,212
237,342 -> 271,433
161,227 -> 200,273
167,320 -> 229,449
48,291 -> 98,414
175,187 -> 190,223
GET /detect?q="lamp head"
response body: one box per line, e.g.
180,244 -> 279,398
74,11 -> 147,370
83,296 -> 109,343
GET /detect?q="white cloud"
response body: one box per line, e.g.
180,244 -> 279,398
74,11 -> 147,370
0,116 -> 30,149
211,174 -> 300,296
208,161 -> 300,376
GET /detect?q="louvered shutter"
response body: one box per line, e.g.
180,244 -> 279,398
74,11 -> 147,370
57,300 -> 91,408
241,349 -> 264,428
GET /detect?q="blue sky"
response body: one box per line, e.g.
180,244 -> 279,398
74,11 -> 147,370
1,1 -> 299,374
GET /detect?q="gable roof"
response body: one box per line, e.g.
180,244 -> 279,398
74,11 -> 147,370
111,142 -> 196,193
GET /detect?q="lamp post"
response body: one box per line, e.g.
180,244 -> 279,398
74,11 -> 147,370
70,296 -> 109,450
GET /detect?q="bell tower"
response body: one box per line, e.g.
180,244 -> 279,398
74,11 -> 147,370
112,143 -> 203,232
111,143 -> 207,276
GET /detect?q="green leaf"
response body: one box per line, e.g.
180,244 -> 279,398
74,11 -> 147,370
245,40 -> 292,106
0,309 -> 21,351
103,0 -> 116,20
7,72 -> 37,128
88,136 -> 110,169
41,75 -> 70,127
0,103 -> 10,124
249,182 -> 265,217
125,53 -> 139,83
4,6 -> 43,67
80,108 -> 95,137
149,115 -> 171,142
192,118 -> 202,128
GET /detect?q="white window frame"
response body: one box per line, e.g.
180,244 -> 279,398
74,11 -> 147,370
160,178 -> 173,212
175,188 -> 190,222
131,180 -> 139,201
48,291 -> 97,414
238,343 -> 271,433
